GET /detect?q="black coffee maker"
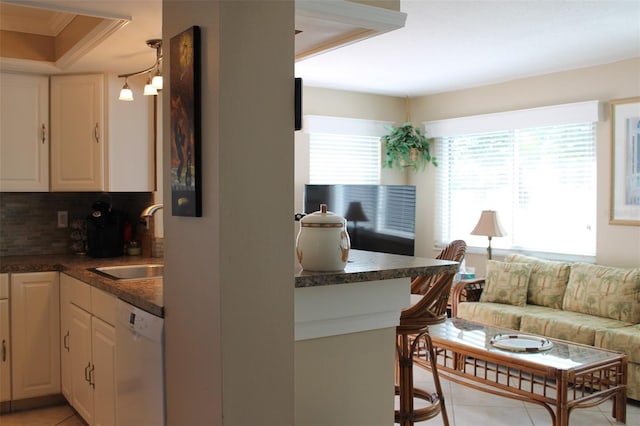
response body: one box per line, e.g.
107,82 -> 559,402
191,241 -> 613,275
87,201 -> 124,258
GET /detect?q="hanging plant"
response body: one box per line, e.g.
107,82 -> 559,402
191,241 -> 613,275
381,122 -> 437,171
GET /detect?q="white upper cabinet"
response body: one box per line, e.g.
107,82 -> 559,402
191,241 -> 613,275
0,73 -> 49,191
50,73 -> 154,192
50,74 -> 104,191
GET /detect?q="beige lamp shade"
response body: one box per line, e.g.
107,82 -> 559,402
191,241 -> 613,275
471,210 -> 506,260
471,210 -> 506,237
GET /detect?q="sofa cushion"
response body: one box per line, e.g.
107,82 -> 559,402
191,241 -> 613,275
505,254 -> 571,309
456,302 -> 550,331
595,324 -> 640,364
562,263 -> 640,323
627,363 -> 640,401
519,309 -> 632,346
479,260 -> 532,306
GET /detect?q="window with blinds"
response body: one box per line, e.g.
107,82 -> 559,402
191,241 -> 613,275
305,115 -> 415,244
435,122 -> 597,256
309,133 -> 380,184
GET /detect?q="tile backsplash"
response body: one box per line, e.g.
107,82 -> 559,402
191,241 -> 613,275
0,192 -> 154,256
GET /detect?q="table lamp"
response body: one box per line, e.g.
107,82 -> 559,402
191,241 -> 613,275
345,202 -> 368,245
470,210 -> 506,260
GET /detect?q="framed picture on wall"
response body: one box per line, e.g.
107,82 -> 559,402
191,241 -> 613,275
610,97 -> 640,225
170,25 -> 202,217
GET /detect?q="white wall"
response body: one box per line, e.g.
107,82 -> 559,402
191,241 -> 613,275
409,57 -> 640,272
163,1 -> 294,425
105,73 -> 155,192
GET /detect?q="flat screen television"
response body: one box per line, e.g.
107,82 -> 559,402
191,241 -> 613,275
304,184 -> 416,256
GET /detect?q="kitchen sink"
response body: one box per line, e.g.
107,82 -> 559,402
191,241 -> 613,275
89,264 -> 164,280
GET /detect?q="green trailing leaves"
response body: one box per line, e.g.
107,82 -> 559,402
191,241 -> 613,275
380,122 -> 437,171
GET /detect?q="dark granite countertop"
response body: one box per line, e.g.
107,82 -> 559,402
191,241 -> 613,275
1,250 -> 459,317
0,254 -> 163,317
294,249 -> 459,288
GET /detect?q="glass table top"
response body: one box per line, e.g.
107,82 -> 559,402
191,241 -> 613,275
428,318 -> 625,371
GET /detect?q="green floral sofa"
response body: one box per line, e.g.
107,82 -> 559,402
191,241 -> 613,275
451,254 -> 640,401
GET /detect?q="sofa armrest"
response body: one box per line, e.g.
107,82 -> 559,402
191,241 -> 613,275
450,278 -> 486,318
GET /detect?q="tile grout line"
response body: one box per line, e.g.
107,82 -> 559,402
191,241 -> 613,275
54,412 -> 79,426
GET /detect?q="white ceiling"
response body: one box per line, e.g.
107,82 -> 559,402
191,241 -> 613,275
2,1 -> 638,97
296,0 -> 640,96
0,0 -> 162,76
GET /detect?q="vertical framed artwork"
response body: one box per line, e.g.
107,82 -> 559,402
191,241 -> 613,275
170,25 -> 202,217
610,97 -> 640,225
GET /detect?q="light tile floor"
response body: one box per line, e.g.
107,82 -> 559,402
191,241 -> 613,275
411,366 -> 640,426
0,404 -> 85,426
1,371 -> 638,426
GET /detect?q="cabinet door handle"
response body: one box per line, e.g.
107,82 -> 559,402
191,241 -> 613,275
85,362 -> 91,382
63,331 -> 70,352
94,123 -> 100,143
41,124 -> 46,144
89,364 -> 95,388
1,339 -> 6,362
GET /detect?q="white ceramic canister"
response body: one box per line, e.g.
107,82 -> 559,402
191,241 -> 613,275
296,204 -> 350,271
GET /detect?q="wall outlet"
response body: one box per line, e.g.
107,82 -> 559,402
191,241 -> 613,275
57,211 -> 68,228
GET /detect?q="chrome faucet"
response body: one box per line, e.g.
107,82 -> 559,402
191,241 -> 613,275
140,203 -> 163,229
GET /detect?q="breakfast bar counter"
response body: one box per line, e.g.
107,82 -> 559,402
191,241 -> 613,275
293,250 -> 458,341
295,249 -> 459,287
293,250 -> 459,426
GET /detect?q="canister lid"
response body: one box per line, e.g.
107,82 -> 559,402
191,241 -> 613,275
300,204 -> 345,225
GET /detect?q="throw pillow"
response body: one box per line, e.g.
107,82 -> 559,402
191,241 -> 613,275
480,260 -> 532,306
562,263 -> 640,323
505,254 -> 571,309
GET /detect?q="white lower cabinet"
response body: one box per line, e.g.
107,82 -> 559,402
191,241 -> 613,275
10,272 -> 60,400
0,274 -> 10,403
61,273 -> 116,426
91,316 -> 116,426
70,304 -> 93,423
60,275 -> 72,402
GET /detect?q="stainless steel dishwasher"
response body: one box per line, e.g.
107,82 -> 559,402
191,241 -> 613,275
116,299 -> 165,426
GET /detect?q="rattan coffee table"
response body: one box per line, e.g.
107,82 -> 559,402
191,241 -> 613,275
415,318 -> 627,426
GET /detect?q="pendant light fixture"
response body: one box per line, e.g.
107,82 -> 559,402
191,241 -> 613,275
118,77 -> 134,101
151,68 -> 163,91
143,72 -> 158,96
118,39 -> 163,101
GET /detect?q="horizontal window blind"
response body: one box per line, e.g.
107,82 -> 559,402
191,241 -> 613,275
309,133 -> 381,184
377,185 -> 416,237
435,122 -> 596,256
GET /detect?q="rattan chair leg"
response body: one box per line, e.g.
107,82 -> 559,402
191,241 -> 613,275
396,333 -> 415,425
395,239 -> 464,425
423,332 -> 450,426
396,332 -> 449,426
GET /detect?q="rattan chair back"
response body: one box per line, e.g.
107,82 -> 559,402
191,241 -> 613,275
400,240 -> 466,331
